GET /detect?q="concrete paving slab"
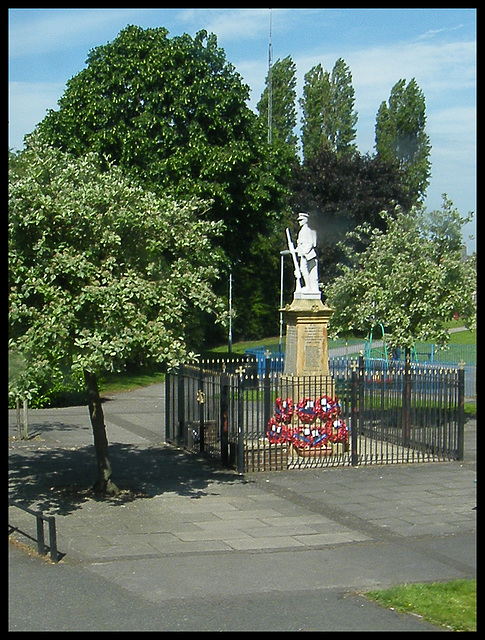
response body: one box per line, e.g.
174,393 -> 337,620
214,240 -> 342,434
9,383 -> 476,631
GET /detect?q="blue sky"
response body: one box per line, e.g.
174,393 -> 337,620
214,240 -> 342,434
8,8 -> 476,249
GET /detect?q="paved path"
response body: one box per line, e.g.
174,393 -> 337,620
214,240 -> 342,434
9,383 -> 476,631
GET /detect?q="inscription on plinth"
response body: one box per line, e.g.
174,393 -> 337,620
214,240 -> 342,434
303,323 -> 327,373
283,298 -> 333,377
284,324 -> 297,375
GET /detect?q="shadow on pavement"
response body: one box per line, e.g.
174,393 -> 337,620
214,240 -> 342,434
9,443 -> 244,516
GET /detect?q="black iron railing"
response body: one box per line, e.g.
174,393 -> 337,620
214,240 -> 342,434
8,499 -> 59,562
165,356 -> 465,473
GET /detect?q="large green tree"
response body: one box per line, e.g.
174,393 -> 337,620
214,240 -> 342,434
375,78 -> 431,203
9,140 -> 226,493
326,197 -> 476,349
32,26 -> 287,269
300,59 -> 358,162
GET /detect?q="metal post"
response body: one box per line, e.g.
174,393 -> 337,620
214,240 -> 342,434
350,364 -> 359,466
403,348 -> 411,446
47,516 -> 58,562
228,271 -> 233,354
279,252 -> 284,352
237,372 -> 245,474
16,399 -> 21,439
22,398 -> 28,439
457,367 -> 465,460
359,354 -> 365,425
177,366 -> 185,446
220,373 -> 229,466
267,9 -> 273,145
9,500 -> 60,562
36,516 -> 45,556
165,370 -> 171,442
198,362 -> 205,453
263,356 -> 272,431
279,250 -> 290,353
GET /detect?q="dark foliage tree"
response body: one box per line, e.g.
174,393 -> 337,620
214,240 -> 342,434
290,149 -> 414,289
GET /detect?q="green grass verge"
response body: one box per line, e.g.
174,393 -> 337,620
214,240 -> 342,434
98,369 -> 165,394
208,336 -> 281,355
208,335 -> 365,357
210,326 -> 475,355
365,579 -> 476,631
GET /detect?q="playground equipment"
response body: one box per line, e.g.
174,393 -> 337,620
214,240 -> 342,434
364,323 -> 389,364
365,323 -> 425,365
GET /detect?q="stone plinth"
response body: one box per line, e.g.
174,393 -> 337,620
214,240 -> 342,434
283,297 -> 333,377
281,297 -> 334,398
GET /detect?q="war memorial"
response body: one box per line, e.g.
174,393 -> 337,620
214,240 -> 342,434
164,213 -> 465,473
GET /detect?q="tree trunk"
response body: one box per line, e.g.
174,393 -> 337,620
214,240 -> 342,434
83,369 -> 119,495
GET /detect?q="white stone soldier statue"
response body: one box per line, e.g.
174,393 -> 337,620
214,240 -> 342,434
295,212 -> 319,296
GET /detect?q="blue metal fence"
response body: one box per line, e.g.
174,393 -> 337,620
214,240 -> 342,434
245,346 -> 284,377
244,342 -> 476,399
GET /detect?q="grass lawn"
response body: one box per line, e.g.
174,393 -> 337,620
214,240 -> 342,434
98,369 -> 166,394
365,579 -> 476,631
208,335 -> 281,355
449,328 -> 476,345
207,335 -> 366,356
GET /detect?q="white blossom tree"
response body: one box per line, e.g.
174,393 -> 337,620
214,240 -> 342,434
9,140 -> 226,493
326,197 -> 476,352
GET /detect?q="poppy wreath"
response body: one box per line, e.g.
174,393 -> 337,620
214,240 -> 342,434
296,398 -> 318,423
266,396 -> 348,446
292,423 -> 332,448
315,395 -> 340,421
266,416 -> 291,444
329,417 -> 349,443
274,397 -> 294,424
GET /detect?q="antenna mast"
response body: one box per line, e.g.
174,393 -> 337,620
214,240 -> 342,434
267,8 -> 273,145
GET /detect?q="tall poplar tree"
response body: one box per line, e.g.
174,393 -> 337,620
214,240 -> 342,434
300,58 -> 357,162
375,78 -> 431,203
257,55 -> 298,156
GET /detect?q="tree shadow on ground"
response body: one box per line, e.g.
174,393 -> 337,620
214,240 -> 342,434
8,442 -> 247,517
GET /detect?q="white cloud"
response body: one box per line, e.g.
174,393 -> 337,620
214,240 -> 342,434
176,8 -> 301,43
178,8 -> 272,41
417,24 -> 464,40
8,9 -> 151,58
